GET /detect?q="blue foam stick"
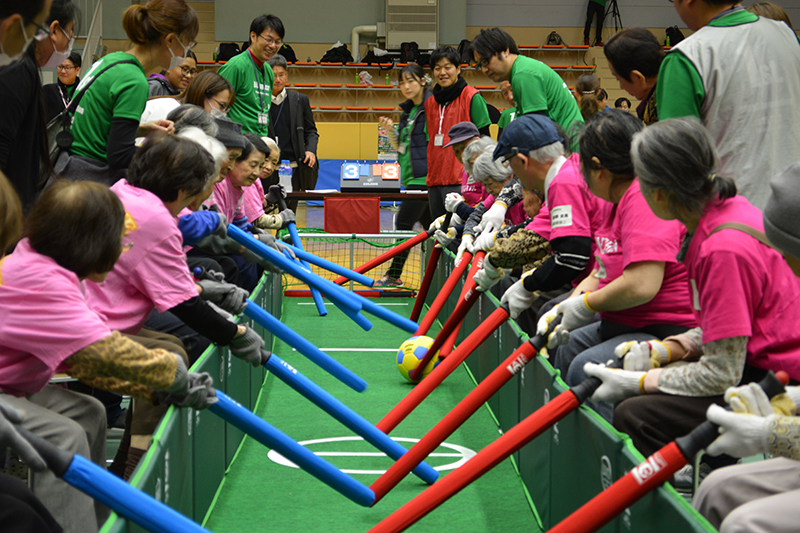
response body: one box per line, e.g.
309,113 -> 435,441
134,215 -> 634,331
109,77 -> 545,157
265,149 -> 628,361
284,242 -> 375,287
265,353 -> 438,484
209,390 -> 376,507
244,300 -> 367,392
228,226 -> 368,328
286,222 -> 328,317
229,225 -> 419,333
63,455 -> 210,533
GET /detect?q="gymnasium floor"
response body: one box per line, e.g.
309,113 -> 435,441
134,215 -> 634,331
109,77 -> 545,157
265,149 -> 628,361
203,296 -> 543,532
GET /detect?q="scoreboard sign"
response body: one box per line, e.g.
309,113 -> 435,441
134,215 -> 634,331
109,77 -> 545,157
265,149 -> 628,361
340,162 -> 401,193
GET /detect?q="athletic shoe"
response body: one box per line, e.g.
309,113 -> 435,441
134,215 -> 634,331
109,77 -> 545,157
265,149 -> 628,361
671,462 -> 712,493
375,275 -> 403,287
594,41 -> 604,47
584,38 -> 590,46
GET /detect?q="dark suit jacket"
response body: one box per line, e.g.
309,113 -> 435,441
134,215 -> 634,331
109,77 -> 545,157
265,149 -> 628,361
272,90 -> 319,162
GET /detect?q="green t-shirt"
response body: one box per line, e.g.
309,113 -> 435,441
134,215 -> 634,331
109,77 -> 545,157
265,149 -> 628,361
497,107 -> 516,130
657,10 -> 761,121
590,0 -> 607,7
509,55 -> 583,145
398,103 -> 427,187
469,92 -> 492,130
70,51 -> 148,162
218,50 -> 275,136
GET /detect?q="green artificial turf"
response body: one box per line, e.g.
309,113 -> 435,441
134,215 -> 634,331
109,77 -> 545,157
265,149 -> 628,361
204,298 -> 542,532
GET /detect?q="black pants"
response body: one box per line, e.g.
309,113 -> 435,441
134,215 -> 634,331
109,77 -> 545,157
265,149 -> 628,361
427,184 -> 461,221
0,474 -> 62,533
264,162 -> 320,212
386,185 -> 432,279
584,1 -> 605,42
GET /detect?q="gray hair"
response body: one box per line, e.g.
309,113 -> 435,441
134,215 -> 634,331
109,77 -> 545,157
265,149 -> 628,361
167,104 -> 218,137
631,117 -> 735,218
472,151 -> 512,183
176,127 -> 229,184
268,54 -> 288,70
260,136 -> 281,158
527,141 -> 564,164
462,136 -> 496,175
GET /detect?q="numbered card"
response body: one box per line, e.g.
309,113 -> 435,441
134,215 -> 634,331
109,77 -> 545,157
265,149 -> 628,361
341,162 -> 360,180
382,163 -> 400,181
372,164 -> 383,177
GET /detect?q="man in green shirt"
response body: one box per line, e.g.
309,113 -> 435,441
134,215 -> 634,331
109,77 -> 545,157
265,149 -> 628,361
471,27 -> 584,149
218,14 -> 283,136
497,81 -> 516,139
657,1 -> 800,208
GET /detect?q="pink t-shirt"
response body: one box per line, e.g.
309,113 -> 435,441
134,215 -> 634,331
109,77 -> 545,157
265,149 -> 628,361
242,179 -> 266,223
0,240 -> 110,396
685,195 -> 800,380
85,180 -> 198,334
210,176 -> 247,223
527,204 -> 552,241
595,178 -> 695,328
461,168 -> 484,207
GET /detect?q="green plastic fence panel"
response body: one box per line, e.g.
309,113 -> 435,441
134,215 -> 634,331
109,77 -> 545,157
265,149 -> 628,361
98,514 -> 127,533
222,347 -> 248,467
192,347 -> 226,521
126,421 -> 165,533
496,321 -> 521,434
517,355 -> 557,528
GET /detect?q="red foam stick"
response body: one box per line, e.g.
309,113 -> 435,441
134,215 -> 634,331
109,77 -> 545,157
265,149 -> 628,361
410,246 -> 442,322
549,370 -> 789,533
409,252 -> 485,381
415,251 -> 473,335
369,389 -> 581,532
371,331 -> 530,504
410,213 -> 453,322
376,306 -> 511,435
332,230 -> 430,285
439,251 -> 486,357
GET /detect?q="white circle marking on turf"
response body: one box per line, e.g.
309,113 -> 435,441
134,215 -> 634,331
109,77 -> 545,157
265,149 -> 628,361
266,436 -> 477,475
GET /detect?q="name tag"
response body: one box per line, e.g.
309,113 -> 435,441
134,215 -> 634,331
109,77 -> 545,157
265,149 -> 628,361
434,134 -> 444,147
550,204 -> 574,229
258,113 -> 269,125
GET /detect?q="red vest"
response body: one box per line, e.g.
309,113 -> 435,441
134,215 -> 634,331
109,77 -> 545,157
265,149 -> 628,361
424,85 -> 479,187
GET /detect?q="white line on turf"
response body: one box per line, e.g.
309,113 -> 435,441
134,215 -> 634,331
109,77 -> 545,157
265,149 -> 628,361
292,348 -> 397,352
297,302 -> 409,306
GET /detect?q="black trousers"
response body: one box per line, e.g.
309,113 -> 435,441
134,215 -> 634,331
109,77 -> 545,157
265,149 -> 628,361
584,1 -> 605,42
0,474 -> 62,533
386,184 -> 432,279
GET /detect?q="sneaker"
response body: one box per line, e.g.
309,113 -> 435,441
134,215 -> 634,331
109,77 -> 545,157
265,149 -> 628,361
594,41 -> 604,47
671,462 -> 712,492
584,38 -> 590,46
375,275 -> 403,287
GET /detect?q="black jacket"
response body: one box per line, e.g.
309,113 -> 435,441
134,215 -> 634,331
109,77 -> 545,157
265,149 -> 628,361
43,77 -> 80,122
398,92 -> 430,179
270,90 -> 319,161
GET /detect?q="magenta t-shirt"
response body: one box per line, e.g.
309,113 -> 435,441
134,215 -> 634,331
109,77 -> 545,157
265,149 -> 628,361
85,180 -> 198,334
527,204 -> 552,241
242,179 -> 266,223
211,176 -> 247,223
685,195 -> 800,380
595,178 -> 695,328
0,240 -> 111,396
461,168 -> 484,207
484,194 -> 526,226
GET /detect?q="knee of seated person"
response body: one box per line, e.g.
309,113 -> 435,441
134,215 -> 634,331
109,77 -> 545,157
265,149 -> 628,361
612,398 -> 638,432
719,503 -> 767,533
49,415 -> 94,455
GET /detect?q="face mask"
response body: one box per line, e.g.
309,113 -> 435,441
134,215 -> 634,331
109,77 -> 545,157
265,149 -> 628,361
0,18 -> 34,67
43,34 -> 74,68
209,107 -> 227,118
168,37 -> 190,70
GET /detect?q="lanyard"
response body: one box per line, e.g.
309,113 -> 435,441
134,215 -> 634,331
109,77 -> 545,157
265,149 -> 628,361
248,52 -> 267,114
438,103 -> 448,135
273,98 -> 286,124
58,84 -> 71,110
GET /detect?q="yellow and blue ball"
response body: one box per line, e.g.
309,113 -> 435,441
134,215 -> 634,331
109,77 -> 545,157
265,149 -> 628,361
396,335 -> 440,383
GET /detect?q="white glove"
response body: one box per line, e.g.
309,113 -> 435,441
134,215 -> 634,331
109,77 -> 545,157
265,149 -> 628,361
724,382 -> 798,417
473,258 -> 505,292
472,230 -> 497,252
557,293 -> 597,332
583,363 -> 646,404
429,214 -> 447,231
500,278 -> 539,319
536,305 -> 571,349
480,202 -> 507,234
434,227 -> 457,248
705,404 -> 772,458
615,340 -> 672,371
445,193 -> 465,213
455,234 -> 474,266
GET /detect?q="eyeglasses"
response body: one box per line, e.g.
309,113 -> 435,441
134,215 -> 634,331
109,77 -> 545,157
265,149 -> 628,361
209,97 -> 230,113
501,147 -> 520,163
57,65 -> 76,72
27,19 -> 52,42
179,65 -> 198,76
257,33 -> 282,48
476,55 -> 492,69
